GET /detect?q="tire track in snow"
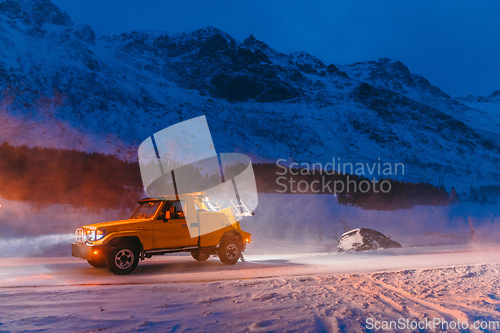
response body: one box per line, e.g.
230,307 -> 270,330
373,279 -> 470,323
320,277 -> 412,331
353,283 -> 415,318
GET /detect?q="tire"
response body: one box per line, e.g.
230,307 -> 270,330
106,244 -> 139,275
87,259 -> 106,268
371,241 -> 379,250
218,238 -> 241,265
191,249 -> 211,261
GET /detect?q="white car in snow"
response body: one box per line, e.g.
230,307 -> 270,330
338,228 -> 402,252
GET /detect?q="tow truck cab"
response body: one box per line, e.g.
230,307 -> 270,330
72,192 -> 252,274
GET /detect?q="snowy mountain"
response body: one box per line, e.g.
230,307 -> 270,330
0,0 -> 499,190
459,89 -> 500,105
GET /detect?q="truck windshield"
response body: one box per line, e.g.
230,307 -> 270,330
130,201 -> 161,219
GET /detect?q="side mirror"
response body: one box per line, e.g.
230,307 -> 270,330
164,211 -> 171,220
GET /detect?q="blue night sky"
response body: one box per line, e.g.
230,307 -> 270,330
52,0 -> 500,97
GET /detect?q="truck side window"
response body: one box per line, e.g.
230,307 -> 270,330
171,201 -> 186,219
158,201 -> 171,219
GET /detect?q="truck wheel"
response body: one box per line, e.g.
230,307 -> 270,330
106,245 -> 139,275
87,259 -> 106,268
218,239 -> 240,265
191,249 -> 210,261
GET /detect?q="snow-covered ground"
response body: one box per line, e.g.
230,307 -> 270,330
1,246 -> 500,332
0,108 -> 137,160
1,193 -> 500,331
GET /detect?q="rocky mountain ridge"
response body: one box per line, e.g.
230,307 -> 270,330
0,0 -> 498,190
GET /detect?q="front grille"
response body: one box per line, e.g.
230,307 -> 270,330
75,228 -> 83,244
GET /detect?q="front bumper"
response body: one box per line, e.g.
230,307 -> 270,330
72,243 -> 106,261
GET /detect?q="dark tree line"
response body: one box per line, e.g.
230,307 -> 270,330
252,162 -> 450,210
0,142 -> 143,209
0,143 -> 450,210
466,185 -> 500,204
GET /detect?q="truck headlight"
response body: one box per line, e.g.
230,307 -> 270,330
84,228 -> 94,243
96,229 -> 105,240
83,228 -> 105,242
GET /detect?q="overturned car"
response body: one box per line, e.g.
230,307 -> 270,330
338,228 -> 402,252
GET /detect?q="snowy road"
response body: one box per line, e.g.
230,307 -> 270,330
1,244 -> 500,287
2,245 -> 500,332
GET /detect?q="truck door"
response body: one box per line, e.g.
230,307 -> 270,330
153,200 -> 198,249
